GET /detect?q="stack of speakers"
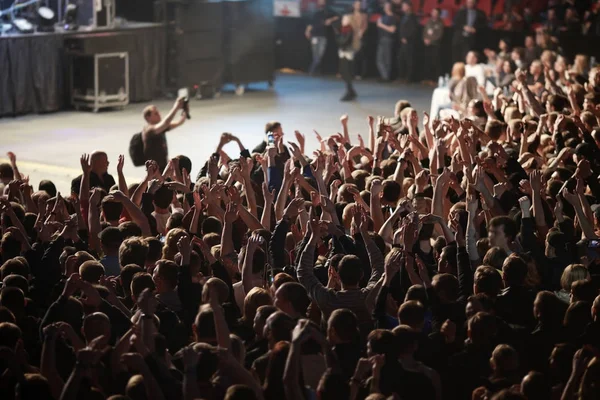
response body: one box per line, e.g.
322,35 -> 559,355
156,0 -> 274,94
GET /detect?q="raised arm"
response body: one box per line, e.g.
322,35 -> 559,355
242,233 -> 264,295
261,182 -> 274,230
208,280 -> 232,351
87,189 -> 102,252
116,155 -> 128,196
41,324 -> 65,400
6,152 -> 21,182
109,190 -> 151,237
146,98 -> 184,135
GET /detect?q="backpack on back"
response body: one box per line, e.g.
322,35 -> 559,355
129,133 -> 145,166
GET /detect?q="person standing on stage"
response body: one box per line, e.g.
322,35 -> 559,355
142,98 -> 188,172
376,2 -> 397,81
397,1 -> 419,83
305,0 -> 339,75
422,8 -> 444,85
336,14 -> 358,101
452,0 -> 487,62
349,0 -> 368,79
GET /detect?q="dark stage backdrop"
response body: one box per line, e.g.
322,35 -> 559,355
0,23 -> 165,117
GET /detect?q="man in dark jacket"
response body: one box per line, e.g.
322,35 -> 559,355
70,151 -> 115,195
451,0 -> 487,62
397,1 -> 419,82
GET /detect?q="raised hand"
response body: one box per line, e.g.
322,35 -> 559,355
340,114 -> 349,125
561,187 -> 579,206
284,198 -> 305,219
117,155 -> 125,174
177,235 -> 192,261
247,233 -> 264,253
519,196 -> 532,214
519,179 -> 532,195
294,130 -> 305,153
147,178 -> 162,195
224,202 -> 238,224
262,182 -> 275,204
357,134 -> 365,149
320,195 -> 335,215
89,188 -> 102,207
370,179 -> 383,198
80,154 -> 92,174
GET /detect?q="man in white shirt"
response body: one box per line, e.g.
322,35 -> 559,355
465,51 -> 486,87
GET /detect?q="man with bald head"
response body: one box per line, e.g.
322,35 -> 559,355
70,151 -> 116,195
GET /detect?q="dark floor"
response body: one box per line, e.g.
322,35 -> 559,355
0,73 -> 434,192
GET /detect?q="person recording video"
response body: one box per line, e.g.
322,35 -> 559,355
142,97 -> 188,171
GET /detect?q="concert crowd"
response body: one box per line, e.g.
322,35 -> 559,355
2,6 -> 600,400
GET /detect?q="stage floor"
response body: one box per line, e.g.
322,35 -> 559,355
0,73 -> 434,193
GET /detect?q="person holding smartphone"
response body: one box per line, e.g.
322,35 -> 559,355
141,97 -> 188,172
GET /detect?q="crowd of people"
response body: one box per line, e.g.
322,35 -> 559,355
304,0 -> 600,99
2,49 -> 600,399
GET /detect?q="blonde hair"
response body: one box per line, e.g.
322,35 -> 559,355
451,62 -> 466,80
161,228 -> 189,261
560,264 -> 589,292
242,287 -> 272,323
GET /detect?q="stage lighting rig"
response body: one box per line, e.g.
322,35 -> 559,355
37,6 -> 54,32
12,17 -> 33,32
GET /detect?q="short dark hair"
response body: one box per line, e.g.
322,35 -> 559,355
432,273 -> 459,301
175,155 -> 192,175
144,237 -> 163,263
327,309 -> 358,342
202,216 -> 222,235
277,282 -> 310,315
474,266 -> 503,297
153,185 -> 173,209
382,180 -> 401,204
367,329 -> 398,360
489,216 -> 518,242
99,226 -> 123,250
101,198 -> 123,221
0,163 -> 14,180
483,247 -> 508,270
131,272 -> 155,299
120,264 -> 144,296
571,279 -> 596,303
392,324 -> 420,354
154,260 -> 179,289
3,274 -> 29,296
0,322 -> 22,348
265,121 -> 281,133
266,311 -> 295,342
119,237 -> 149,268
337,255 -> 363,286
38,180 -> 57,197
0,287 -> 25,313
502,255 -> 528,286
487,120 -> 507,141
547,94 -> 568,111
1,258 -> 29,279
79,260 -> 105,283
468,312 -> 497,344
119,221 -> 143,239
398,300 -> 425,327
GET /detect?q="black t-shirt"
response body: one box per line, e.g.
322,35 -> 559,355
311,8 -> 336,37
378,14 -> 397,40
